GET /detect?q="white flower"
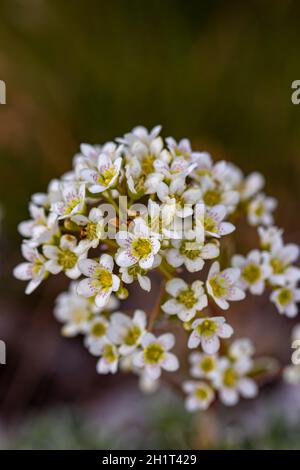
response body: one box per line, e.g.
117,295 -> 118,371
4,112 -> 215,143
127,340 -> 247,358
84,316 -> 109,352
267,240 -> 300,286
18,203 -> 58,247
81,152 -> 122,193
51,183 -> 85,219
258,225 -> 283,251
188,316 -> 233,353
54,282 -> 94,336
189,352 -> 219,379
199,174 -> 240,212
213,358 -> 257,406
183,381 -> 215,411
119,264 -> 152,292
204,205 -> 235,239
108,310 -> 147,355
72,207 -> 105,249
133,332 -> 179,380
116,218 -> 160,271
206,261 -> 245,310
166,239 -> 219,273
156,178 -> 201,219
240,172 -> 265,200
228,338 -> 255,374
77,254 -> 120,308
95,340 -> 119,374
248,193 -> 277,226
231,250 -> 272,295
43,235 -> 87,279
162,278 -> 208,322
270,285 -> 300,317
13,243 -> 47,294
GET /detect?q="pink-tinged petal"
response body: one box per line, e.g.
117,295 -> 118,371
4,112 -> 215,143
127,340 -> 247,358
95,289 -> 111,308
218,323 -> 234,339
21,243 -> 37,262
80,169 -> 99,184
165,278 -> 187,297
89,184 -> 107,193
227,286 -> 245,301
13,262 -> 33,281
139,254 -> 154,270
99,253 -> 114,272
77,278 -> 99,297
201,335 -> 220,354
116,231 -> 133,248
201,243 -> 220,259
238,378 -> 258,398
158,333 -> 175,350
219,222 -> 235,236
222,267 -> 240,285
208,261 -> 220,279
145,364 -> 161,380
150,237 -> 160,254
78,258 -> 99,277
209,204 -> 227,222
188,331 -> 201,349
115,249 -> 137,268
220,388 -> 239,406
162,353 -> 179,371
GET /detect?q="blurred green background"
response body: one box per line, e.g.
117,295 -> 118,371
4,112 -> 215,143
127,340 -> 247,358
0,0 -> 300,449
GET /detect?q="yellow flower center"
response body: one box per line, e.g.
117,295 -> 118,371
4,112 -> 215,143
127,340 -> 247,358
96,269 -> 113,289
65,197 -> 80,214
242,263 -> 261,284
223,368 -> 238,388
84,221 -> 102,240
277,288 -> 293,306
204,216 -> 217,233
132,238 -> 152,258
209,276 -> 227,298
102,344 -> 117,363
196,319 -> 218,337
195,386 -> 209,401
254,202 -> 265,217
98,167 -> 116,186
144,343 -> 165,364
124,325 -> 141,346
203,189 -> 221,206
179,241 -> 201,260
270,258 -> 285,274
141,154 -> 155,174
200,356 -> 215,373
91,321 -> 107,337
58,249 -> 77,270
177,287 -> 197,309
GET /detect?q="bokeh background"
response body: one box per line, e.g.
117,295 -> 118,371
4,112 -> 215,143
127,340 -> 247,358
1,0 -> 300,449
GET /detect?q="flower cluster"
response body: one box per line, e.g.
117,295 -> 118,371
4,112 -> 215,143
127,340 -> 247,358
14,125 -> 300,412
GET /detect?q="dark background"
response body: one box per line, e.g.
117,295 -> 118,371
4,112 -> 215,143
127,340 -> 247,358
0,0 -> 300,449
